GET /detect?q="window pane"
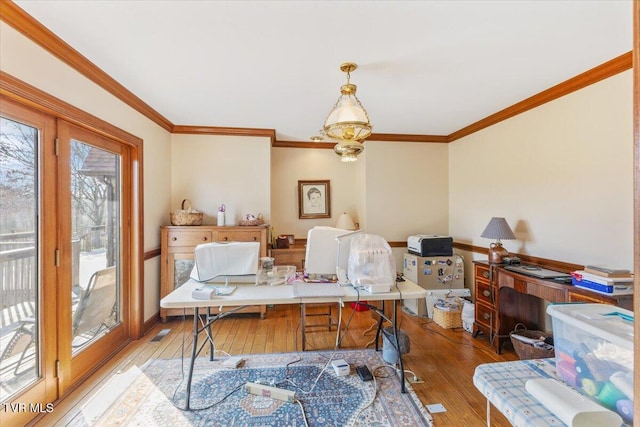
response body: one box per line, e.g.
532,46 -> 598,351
0,117 -> 40,400
70,140 -> 121,354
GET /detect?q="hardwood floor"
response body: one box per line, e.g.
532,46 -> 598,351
30,303 -> 518,426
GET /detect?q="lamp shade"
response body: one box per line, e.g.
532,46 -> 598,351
336,212 -> 357,230
480,217 -> 516,240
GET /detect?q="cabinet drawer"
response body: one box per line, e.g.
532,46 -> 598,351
475,301 -> 495,329
217,231 -> 261,243
167,230 -> 212,246
475,263 -> 491,281
475,279 -> 493,305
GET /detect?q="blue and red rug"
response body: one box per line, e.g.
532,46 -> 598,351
73,348 -> 433,426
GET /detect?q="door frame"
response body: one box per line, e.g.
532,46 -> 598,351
0,74 -> 144,426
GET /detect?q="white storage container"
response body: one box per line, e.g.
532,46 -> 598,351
547,303 -> 634,424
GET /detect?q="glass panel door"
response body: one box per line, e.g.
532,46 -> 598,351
57,121 -> 128,393
0,98 -> 57,425
0,117 -> 40,397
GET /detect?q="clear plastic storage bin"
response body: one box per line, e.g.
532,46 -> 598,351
547,303 -> 634,424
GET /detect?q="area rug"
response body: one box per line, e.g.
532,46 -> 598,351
70,348 -> 433,426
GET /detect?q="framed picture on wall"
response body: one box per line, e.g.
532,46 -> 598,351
298,180 -> 331,219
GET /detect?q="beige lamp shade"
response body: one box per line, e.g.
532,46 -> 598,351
336,212 -> 357,230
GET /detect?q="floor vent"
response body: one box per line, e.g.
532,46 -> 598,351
150,328 -> 171,342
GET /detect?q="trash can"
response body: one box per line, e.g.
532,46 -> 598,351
382,326 -> 410,364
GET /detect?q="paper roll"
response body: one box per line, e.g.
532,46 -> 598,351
525,378 -> 622,426
217,211 -> 225,226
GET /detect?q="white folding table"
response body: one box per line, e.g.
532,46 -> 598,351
161,278 -> 427,410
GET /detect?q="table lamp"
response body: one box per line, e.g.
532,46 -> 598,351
336,212 -> 357,230
480,217 -> 516,264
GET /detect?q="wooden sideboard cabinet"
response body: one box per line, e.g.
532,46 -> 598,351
270,245 -> 306,271
160,225 -> 269,321
472,261 -> 633,354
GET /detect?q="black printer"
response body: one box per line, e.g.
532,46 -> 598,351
407,234 -> 453,257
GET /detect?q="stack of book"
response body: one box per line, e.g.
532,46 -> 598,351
570,265 -> 634,295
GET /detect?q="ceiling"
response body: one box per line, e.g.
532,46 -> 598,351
13,0 -> 633,142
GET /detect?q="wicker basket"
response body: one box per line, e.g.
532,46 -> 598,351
510,323 -> 555,360
170,199 -> 203,226
433,305 -> 462,329
239,219 -> 265,226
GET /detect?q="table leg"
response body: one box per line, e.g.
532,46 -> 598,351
300,303 -> 306,351
486,398 -> 491,426
207,307 -> 214,361
374,301 -> 384,351
392,300 -> 406,393
185,307 -> 199,411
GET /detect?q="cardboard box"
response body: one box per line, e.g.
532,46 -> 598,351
547,303 -> 634,423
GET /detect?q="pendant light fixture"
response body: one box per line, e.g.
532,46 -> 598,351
323,62 -> 372,162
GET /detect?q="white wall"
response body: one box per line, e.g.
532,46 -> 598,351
170,134 -> 271,226
449,71 -> 634,269
0,22 -> 172,321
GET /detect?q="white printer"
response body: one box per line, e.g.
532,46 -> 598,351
407,234 -> 453,257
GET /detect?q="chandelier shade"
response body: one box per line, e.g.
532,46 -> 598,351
322,63 -> 372,161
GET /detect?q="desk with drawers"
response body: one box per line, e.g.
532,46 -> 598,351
472,261 -> 633,353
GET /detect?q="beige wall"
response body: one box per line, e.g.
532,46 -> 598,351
0,23 -> 172,320
270,146 -> 363,239
449,71 -> 634,270
170,134 -> 271,225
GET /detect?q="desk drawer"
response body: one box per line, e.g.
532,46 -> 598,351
167,230 -> 212,246
476,279 -> 494,305
475,264 -> 491,281
474,301 -> 495,330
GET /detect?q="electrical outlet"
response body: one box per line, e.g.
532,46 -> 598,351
408,377 -> 424,384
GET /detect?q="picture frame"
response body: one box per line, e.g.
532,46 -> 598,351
285,234 -> 296,245
298,180 -> 331,219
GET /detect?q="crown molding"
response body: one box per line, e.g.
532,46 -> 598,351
448,52 -> 633,142
172,125 -> 275,143
368,133 -> 449,143
1,1 -> 632,144
272,140 -> 336,149
0,0 -> 174,132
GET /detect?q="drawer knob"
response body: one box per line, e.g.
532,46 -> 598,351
253,237 -> 257,241
482,271 -> 489,279
483,290 -> 491,297
223,237 -> 228,241
171,237 -> 177,241
483,313 -> 491,320
202,237 -> 207,241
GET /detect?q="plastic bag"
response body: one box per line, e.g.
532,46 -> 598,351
348,234 -> 396,288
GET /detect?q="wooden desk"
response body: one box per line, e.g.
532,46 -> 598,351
472,261 -> 633,353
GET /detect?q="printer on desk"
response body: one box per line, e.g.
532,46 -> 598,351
407,234 -> 453,257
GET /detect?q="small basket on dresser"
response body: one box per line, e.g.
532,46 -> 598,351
170,199 -> 203,226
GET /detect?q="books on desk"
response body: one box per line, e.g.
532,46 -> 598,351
570,270 -> 634,295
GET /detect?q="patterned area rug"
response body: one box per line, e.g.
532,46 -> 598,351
71,349 -> 433,426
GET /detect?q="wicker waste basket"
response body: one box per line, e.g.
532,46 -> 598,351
432,300 -> 463,329
509,323 -> 554,360
170,199 -> 203,226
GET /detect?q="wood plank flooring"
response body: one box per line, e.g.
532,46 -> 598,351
30,303 -> 518,427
